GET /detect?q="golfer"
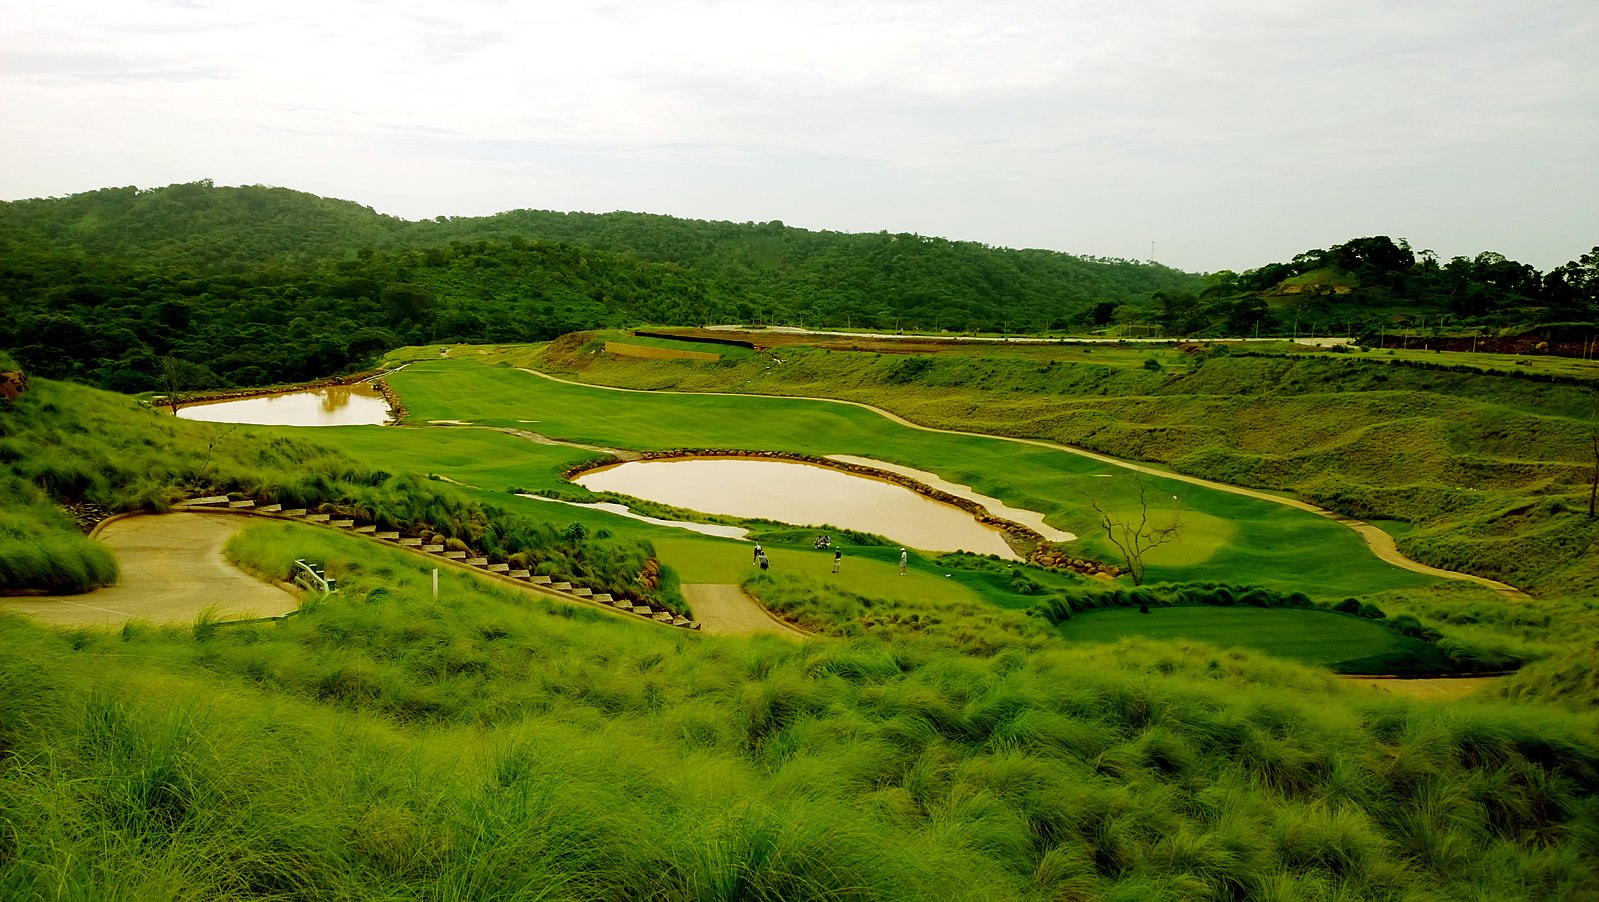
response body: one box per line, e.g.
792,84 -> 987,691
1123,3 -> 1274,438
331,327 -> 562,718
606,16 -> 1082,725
899,548 -> 908,575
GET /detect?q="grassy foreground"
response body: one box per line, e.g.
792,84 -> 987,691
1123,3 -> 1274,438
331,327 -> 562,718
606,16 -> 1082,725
2,523 -> 1596,900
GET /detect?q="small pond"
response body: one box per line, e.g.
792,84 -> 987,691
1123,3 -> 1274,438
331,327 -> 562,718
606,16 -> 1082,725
574,457 -> 1020,557
175,384 -> 391,427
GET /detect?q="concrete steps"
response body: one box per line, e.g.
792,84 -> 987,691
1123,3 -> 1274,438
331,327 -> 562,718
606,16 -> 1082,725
178,496 -> 700,630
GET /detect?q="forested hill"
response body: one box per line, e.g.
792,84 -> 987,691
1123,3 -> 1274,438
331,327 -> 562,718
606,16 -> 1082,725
415,208 -> 1199,331
1153,237 -> 1599,340
0,181 -> 1199,391
0,182 -> 406,269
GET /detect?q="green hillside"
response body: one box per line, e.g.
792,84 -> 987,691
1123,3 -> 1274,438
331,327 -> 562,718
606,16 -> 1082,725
1150,237 -> 1597,339
0,182 -> 1202,393
0,366 -> 1596,898
0,180 -> 406,269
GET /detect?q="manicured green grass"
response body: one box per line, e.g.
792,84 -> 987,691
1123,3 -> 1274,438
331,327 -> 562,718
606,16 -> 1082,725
494,333 -> 1598,596
653,533 -> 983,603
377,359 -> 1439,598
324,423 -> 597,495
1056,606 -> 1421,668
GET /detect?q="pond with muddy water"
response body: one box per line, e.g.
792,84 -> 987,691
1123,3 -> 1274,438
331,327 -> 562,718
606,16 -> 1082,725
574,457 -> 1051,558
175,383 -> 391,427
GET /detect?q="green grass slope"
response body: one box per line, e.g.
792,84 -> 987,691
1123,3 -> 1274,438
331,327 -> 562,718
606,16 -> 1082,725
376,356 -> 1440,599
1,341 -> 1597,897
1,524 -> 1595,899
517,335 -> 1599,595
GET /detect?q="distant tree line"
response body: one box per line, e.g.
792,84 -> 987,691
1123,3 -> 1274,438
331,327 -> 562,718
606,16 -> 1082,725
1140,235 -> 1598,339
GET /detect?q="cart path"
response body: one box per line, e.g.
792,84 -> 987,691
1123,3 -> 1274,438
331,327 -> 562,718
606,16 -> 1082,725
4,513 -> 298,627
681,584 -> 809,638
518,368 -> 1531,601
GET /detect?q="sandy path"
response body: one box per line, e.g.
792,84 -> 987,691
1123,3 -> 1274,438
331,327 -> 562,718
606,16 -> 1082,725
682,583 -> 809,638
519,369 -> 1530,601
4,513 -> 298,627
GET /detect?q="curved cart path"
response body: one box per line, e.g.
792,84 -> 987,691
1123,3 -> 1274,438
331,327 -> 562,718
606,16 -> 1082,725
681,584 -> 809,638
5,513 -> 298,627
520,368 -> 1531,601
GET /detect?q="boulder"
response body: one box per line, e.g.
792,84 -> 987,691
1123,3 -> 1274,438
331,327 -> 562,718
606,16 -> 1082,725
0,371 -> 27,402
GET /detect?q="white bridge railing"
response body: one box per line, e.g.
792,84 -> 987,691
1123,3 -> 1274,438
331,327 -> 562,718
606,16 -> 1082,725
292,559 -> 336,595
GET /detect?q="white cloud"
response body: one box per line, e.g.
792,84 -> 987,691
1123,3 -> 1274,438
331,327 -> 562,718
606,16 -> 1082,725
1,0 -> 1594,270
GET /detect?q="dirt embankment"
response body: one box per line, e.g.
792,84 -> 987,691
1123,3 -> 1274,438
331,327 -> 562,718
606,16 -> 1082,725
1378,333 -> 1595,359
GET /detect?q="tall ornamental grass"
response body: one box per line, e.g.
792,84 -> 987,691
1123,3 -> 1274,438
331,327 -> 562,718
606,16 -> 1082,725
1,557 -> 1596,900
0,509 -> 118,593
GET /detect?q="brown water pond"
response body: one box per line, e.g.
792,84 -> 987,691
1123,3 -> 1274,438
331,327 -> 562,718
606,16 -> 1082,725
574,457 -> 1022,557
175,384 -> 391,427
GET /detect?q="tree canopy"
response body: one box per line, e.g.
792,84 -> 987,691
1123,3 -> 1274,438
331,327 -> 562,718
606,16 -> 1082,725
3,184 -> 1593,389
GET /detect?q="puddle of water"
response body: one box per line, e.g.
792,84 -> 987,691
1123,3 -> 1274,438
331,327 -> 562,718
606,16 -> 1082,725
176,384 -> 391,427
520,495 -> 750,540
574,457 -> 1018,557
827,455 -> 1075,542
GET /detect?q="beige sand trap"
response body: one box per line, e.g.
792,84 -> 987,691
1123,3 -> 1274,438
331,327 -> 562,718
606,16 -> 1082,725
682,583 -> 808,638
4,512 -> 298,628
1346,676 -> 1499,701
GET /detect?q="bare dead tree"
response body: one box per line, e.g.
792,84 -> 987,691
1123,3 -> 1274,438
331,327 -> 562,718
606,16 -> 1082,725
1589,434 -> 1597,519
191,423 -> 239,492
159,356 -> 205,414
1084,474 -> 1184,586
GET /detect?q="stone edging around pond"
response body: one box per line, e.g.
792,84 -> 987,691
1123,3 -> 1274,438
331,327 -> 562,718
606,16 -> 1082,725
563,450 -> 1123,580
154,498 -> 702,631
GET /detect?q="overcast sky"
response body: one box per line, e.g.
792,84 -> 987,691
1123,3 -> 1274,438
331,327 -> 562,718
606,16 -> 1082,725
2,0 -> 1595,273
